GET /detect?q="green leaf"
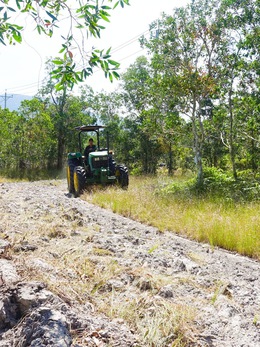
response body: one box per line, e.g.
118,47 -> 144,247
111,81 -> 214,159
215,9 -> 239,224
52,60 -> 63,65
112,71 -> 120,79
46,11 -> 57,22
119,0 -> 129,8
3,11 -> 9,20
113,1 -> 119,9
108,59 -> 119,66
54,82 -> 63,91
100,12 -> 110,22
13,31 -> 22,43
59,47 -> 66,53
41,0 -> 49,7
104,60 -> 109,71
7,6 -> 16,12
15,0 -> 21,10
36,25 -> 42,35
76,24 -> 84,29
0,37 -> 6,45
74,72 -> 83,82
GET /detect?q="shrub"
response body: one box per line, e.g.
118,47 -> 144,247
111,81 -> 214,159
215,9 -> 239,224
156,167 -> 260,203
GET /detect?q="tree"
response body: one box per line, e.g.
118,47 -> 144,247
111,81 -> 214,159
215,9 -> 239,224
17,98 -> 56,171
142,0 -> 224,184
88,91 -> 125,156
0,107 -> 21,173
0,0 -> 129,90
0,85 -> 99,175
215,0 -> 260,178
121,56 -> 165,173
37,72 -> 97,170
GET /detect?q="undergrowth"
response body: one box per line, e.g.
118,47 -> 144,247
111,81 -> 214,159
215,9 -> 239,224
160,167 -> 260,203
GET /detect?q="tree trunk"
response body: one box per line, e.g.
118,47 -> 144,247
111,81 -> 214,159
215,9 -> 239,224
56,89 -> 67,171
168,143 -> 173,175
191,96 -> 204,187
194,147 -> 203,186
228,90 -> 237,180
57,131 -> 65,170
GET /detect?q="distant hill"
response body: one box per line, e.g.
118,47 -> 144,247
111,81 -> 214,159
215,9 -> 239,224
0,94 -> 33,112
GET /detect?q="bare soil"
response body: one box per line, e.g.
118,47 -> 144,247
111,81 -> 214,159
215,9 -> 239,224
0,180 -> 259,346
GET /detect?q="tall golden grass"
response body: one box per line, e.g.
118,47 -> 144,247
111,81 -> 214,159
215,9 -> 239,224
82,176 -> 260,260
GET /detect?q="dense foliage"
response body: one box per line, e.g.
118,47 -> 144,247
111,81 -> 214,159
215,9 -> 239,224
0,0 -> 259,192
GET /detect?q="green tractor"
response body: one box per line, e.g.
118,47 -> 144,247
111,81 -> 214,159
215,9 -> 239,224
66,125 -> 129,197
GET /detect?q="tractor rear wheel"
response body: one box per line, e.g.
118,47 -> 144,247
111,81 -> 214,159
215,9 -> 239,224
116,164 -> 129,189
73,166 -> 87,197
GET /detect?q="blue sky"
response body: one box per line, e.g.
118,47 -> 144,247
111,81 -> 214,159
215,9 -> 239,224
0,0 -> 190,97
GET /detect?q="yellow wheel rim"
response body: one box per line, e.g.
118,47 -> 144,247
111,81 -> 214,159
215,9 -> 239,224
67,166 -> 71,189
74,171 -> 79,192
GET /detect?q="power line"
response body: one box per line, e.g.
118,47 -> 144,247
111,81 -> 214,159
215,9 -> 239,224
3,81 -> 41,92
110,29 -> 150,54
1,29 -> 151,95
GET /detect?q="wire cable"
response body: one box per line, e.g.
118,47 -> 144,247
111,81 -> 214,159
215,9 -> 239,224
1,29 -> 151,95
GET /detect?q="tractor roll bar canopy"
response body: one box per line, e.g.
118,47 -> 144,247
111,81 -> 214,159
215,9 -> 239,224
74,125 -> 106,152
75,125 -> 106,132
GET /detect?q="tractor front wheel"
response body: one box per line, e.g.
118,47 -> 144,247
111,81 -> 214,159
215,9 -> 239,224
73,166 -> 86,197
67,162 -> 77,194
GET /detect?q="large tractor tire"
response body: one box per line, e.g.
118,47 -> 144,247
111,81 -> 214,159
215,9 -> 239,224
116,164 -> 129,189
67,159 -> 78,194
73,166 -> 87,197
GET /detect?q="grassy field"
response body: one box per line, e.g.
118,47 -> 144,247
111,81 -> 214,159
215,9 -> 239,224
1,173 -> 259,259
82,175 -> 260,260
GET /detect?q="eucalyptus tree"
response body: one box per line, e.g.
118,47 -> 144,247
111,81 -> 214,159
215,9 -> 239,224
38,76 -> 96,170
214,0 -> 260,177
121,55 -> 188,174
121,56 -> 164,173
0,0 -> 130,90
142,56 -> 188,174
233,87 -> 260,173
141,0 -> 226,185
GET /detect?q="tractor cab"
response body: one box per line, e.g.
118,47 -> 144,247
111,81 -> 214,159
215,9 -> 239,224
75,125 -> 105,152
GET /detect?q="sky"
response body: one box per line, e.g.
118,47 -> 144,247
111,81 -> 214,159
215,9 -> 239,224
0,0 -> 190,99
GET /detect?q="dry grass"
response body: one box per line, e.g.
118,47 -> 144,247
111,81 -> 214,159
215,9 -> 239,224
0,176 -> 19,183
82,176 -> 260,260
105,293 -> 195,347
10,215 -> 197,346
